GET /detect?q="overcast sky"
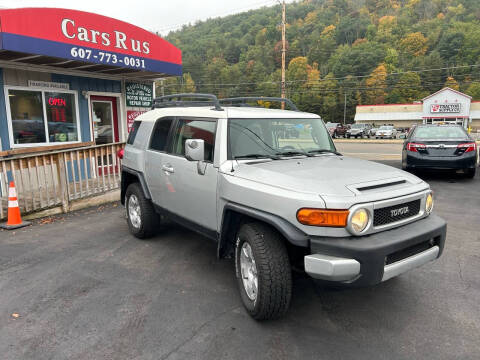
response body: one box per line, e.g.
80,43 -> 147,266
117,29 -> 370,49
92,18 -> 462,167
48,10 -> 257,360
0,0 -> 295,35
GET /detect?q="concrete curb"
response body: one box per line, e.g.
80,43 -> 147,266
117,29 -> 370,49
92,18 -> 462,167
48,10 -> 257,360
22,190 -> 120,221
333,139 -> 403,144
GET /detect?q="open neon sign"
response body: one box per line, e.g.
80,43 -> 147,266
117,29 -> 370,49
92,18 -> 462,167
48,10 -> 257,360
48,97 -> 67,107
47,97 -> 67,122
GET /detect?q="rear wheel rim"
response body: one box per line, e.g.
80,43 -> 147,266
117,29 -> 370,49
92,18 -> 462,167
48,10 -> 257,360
240,242 -> 258,302
128,194 -> 141,229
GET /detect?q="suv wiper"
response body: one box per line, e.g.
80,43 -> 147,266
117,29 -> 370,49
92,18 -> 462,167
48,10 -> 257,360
234,154 -> 280,160
276,150 -> 313,157
308,149 -> 342,156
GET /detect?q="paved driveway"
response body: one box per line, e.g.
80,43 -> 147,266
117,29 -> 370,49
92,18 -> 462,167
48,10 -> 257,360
1,160 -> 479,360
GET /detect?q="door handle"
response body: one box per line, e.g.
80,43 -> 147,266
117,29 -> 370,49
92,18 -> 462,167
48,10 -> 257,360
162,164 -> 174,174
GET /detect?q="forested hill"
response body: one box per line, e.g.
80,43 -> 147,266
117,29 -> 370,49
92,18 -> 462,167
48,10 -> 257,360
164,0 -> 480,122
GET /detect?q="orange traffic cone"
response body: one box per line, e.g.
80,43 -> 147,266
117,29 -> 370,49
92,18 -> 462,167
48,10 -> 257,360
1,181 -> 31,230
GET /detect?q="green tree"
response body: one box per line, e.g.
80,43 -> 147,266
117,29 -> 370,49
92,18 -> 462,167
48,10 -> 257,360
465,83 -> 480,100
399,32 -> 428,56
365,64 -> 388,104
388,72 -> 426,103
444,76 -> 459,90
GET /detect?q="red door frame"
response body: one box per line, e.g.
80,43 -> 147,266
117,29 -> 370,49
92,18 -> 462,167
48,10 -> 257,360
90,95 -> 119,143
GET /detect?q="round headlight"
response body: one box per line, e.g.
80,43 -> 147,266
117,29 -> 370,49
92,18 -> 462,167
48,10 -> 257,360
425,193 -> 434,214
351,208 -> 369,233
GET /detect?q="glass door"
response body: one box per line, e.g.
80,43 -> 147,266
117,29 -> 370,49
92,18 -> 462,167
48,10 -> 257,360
92,100 -> 114,144
90,96 -> 119,144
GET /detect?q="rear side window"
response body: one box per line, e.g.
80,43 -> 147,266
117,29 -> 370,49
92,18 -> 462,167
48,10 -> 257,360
150,117 -> 174,151
127,121 -> 141,145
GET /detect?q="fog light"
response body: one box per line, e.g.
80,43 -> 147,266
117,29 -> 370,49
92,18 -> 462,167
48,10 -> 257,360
351,208 -> 369,233
425,193 -> 434,214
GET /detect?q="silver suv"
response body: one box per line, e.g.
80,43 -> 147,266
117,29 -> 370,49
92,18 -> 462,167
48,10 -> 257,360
121,94 -> 447,320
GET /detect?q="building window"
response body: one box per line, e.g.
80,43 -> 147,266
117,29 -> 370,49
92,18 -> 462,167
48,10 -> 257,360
8,89 -> 46,144
45,92 -> 78,142
6,87 -> 80,147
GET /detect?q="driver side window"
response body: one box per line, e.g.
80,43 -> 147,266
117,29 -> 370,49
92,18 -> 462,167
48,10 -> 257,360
169,118 -> 217,162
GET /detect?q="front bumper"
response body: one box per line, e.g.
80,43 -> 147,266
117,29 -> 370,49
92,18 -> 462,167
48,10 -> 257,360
304,214 -> 447,286
406,152 -> 477,170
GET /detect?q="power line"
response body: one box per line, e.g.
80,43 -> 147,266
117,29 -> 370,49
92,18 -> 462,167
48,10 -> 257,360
163,63 -> 480,88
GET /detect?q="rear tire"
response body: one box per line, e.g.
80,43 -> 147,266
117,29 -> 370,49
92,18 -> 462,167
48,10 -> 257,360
235,222 -> 292,320
125,182 -> 160,239
465,168 -> 476,178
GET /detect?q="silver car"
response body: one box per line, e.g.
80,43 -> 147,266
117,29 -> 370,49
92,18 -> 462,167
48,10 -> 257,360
121,94 -> 447,320
376,125 -> 398,139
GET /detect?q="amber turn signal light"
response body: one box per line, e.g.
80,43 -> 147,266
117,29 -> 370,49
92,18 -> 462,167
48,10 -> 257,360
297,208 -> 349,227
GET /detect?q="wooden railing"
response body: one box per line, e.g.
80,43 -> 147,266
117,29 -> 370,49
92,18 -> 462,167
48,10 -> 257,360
0,143 -> 124,219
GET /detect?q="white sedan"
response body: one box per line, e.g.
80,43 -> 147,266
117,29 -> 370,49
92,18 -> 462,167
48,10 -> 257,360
375,126 -> 397,139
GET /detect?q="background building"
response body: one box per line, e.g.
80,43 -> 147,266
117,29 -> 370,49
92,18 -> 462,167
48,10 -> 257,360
0,8 -> 182,156
354,88 -> 480,131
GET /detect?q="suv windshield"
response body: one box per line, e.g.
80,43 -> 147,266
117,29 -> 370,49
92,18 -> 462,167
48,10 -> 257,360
228,118 -> 336,159
379,126 -> 393,130
351,124 -> 364,129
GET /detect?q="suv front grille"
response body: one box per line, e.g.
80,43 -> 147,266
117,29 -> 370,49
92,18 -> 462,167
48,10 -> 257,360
373,199 -> 421,227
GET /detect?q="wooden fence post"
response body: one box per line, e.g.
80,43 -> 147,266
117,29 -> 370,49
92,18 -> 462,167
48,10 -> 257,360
57,153 -> 69,213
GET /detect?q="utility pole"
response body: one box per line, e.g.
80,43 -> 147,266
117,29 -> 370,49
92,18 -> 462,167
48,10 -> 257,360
279,0 -> 286,109
343,92 -> 347,125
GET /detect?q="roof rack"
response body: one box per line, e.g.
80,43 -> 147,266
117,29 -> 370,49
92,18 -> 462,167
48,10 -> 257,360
152,93 -> 223,111
219,97 -> 299,111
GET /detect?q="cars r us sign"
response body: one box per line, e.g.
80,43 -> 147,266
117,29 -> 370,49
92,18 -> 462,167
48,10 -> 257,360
0,8 -> 182,76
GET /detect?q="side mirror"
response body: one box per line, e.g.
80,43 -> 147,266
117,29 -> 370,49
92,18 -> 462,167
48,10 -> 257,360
185,139 -> 205,161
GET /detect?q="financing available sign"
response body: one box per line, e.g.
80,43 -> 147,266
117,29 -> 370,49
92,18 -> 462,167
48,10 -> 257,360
126,83 -> 153,107
430,103 -> 461,113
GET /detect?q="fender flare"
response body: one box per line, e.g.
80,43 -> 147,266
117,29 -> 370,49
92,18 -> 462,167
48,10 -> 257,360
121,166 -> 152,204
218,202 -> 309,257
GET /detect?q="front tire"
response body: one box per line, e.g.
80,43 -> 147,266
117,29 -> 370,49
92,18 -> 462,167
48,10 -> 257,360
125,183 -> 159,239
235,222 -> 292,320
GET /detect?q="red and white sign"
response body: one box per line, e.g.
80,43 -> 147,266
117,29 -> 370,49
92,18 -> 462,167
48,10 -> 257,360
430,103 -> 461,113
127,110 -> 147,132
0,8 -> 182,75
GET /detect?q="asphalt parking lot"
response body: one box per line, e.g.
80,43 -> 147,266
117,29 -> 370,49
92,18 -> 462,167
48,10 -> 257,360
1,144 -> 479,360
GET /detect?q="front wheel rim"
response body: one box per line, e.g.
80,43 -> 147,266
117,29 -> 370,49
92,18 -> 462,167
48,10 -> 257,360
239,241 -> 258,302
128,194 -> 141,229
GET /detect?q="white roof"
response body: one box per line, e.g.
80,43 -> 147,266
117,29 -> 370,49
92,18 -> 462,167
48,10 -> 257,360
354,111 -> 422,121
135,106 -> 319,122
469,109 -> 480,119
422,87 -> 471,101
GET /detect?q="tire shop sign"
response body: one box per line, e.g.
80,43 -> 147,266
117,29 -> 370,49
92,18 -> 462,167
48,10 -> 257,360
430,103 -> 461,113
127,110 -> 147,132
126,82 -> 153,107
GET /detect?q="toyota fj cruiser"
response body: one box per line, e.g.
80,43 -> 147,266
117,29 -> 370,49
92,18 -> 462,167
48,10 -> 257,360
121,94 -> 447,320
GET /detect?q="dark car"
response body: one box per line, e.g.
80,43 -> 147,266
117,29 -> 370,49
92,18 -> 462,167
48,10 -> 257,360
325,123 -> 348,138
402,124 -> 478,178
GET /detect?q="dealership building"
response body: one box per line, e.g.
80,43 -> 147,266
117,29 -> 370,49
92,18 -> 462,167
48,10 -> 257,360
354,87 -> 480,132
0,8 -> 182,156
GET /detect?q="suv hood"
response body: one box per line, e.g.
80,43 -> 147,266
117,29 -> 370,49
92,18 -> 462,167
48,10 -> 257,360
232,155 -> 423,198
